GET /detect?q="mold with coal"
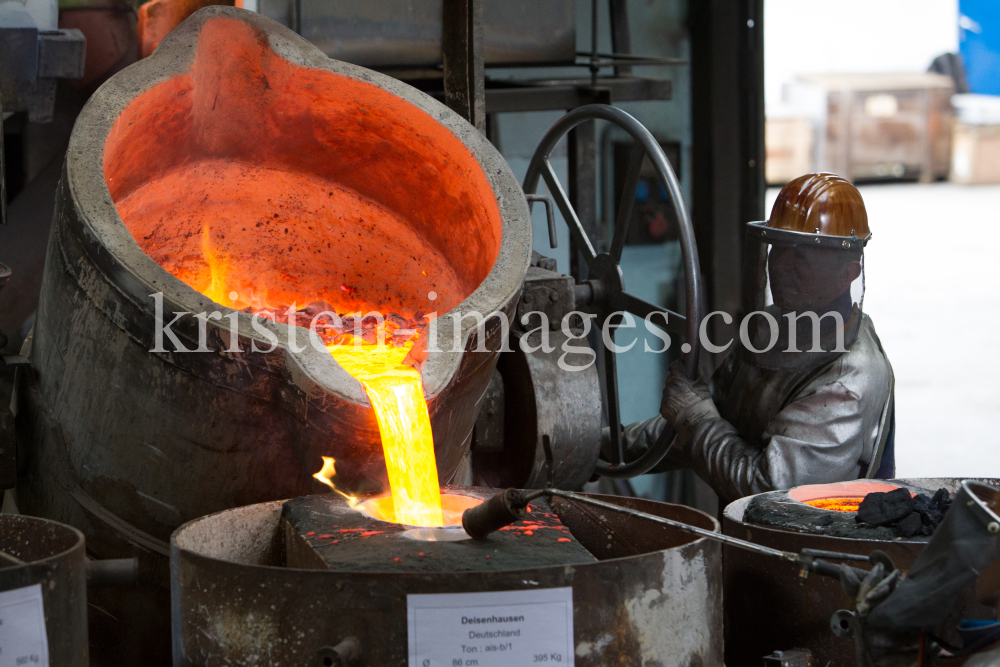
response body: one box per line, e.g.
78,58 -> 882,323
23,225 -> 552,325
744,480 -> 954,539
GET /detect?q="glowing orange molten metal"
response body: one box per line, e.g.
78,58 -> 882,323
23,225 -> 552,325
805,497 -> 864,512
357,493 -> 480,528
324,337 -> 443,527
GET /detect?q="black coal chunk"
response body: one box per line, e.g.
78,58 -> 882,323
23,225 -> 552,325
856,487 -> 915,526
897,512 -> 924,537
914,487 -> 952,535
856,487 -> 952,537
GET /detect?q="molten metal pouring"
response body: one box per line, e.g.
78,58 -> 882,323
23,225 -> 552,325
322,337 -> 443,527
201,239 -> 447,528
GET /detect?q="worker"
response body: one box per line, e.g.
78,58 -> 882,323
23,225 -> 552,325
619,173 -> 894,507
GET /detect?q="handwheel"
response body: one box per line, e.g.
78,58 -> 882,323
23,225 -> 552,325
522,105 -> 703,479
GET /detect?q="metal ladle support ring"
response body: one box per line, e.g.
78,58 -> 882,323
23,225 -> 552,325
523,105 -> 703,478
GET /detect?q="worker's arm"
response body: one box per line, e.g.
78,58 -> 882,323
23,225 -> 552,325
614,416 -> 675,466
659,361 -> 866,501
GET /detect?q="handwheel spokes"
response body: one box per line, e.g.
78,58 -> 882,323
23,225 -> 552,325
603,320 -> 624,465
619,292 -> 688,336
540,159 -> 597,266
610,144 -> 645,263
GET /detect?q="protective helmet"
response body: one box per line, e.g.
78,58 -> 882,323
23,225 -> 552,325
766,172 -> 870,241
741,173 -> 871,369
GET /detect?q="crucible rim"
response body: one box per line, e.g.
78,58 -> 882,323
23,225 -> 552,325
0,514 -> 87,567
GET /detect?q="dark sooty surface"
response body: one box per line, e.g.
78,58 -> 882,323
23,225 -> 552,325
281,491 -> 597,573
744,488 -> 934,541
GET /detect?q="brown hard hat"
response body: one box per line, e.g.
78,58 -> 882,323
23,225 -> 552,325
768,173 -> 870,239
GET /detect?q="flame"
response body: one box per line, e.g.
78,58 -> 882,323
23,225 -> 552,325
312,456 -> 358,507
201,224 -> 230,305
805,497 -> 864,512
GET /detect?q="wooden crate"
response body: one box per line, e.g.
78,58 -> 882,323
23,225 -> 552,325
951,122 -> 1000,185
797,73 -> 955,183
765,117 -> 815,185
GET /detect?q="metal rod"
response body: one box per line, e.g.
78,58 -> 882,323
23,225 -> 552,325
292,0 -> 302,35
522,488 -> 800,562
525,194 -> 558,249
590,0 -> 599,87
575,52 -> 688,66
610,144 -> 645,262
465,487 -> 879,581
800,548 -> 870,563
608,0 -> 633,76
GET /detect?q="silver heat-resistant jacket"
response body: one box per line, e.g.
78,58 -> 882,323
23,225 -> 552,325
624,314 -> 892,506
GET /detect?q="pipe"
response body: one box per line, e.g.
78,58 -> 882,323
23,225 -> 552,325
87,557 -> 139,587
461,488 -> 527,540
315,636 -> 360,667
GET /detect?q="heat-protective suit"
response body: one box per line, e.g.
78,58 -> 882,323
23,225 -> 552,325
621,174 -> 894,506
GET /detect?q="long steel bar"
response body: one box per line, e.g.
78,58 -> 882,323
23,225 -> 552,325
518,488 -> 878,580
522,488 -> 800,562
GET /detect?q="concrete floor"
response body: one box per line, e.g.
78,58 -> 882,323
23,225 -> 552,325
768,182 -> 1000,479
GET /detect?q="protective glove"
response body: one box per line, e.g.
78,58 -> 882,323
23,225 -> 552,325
659,360 -> 719,440
838,562 -> 927,667
609,417 -> 688,472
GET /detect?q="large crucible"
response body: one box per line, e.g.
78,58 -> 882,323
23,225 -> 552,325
17,6 -> 530,656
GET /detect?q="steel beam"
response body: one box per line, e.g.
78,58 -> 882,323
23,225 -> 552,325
442,0 -> 485,132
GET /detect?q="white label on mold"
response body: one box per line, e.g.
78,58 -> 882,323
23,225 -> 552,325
0,583 -> 49,667
407,587 -> 574,667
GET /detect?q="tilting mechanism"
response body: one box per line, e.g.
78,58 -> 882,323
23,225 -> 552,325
472,105 -> 706,488
522,105 -> 704,479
